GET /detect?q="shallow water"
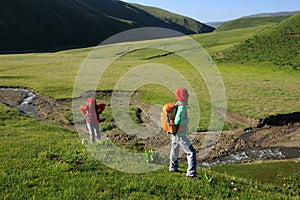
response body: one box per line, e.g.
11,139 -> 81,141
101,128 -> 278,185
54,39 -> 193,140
0,87 -> 43,118
200,147 -> 300,167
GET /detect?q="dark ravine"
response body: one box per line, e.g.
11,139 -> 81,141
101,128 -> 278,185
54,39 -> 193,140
1,87 -> 300,166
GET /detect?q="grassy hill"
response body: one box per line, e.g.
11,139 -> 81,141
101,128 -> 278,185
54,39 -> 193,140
242,10 -> 300,18
193,26 -> 271,54
132,3 -> 214,34
215,14 -> 300,69
0,0 -> 214,53
215,15 -> 291,32
206,10 -> 299,29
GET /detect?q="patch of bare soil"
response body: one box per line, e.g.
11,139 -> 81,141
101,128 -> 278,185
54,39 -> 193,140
1,88 -> 300,163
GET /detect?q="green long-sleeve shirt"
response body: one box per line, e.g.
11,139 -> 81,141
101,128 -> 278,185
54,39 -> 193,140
174,101 -> 188,136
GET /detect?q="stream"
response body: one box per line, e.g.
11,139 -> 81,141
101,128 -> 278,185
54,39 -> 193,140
0,87 -> 43,118
200,147 -> 300,167
1,87 -> 300,166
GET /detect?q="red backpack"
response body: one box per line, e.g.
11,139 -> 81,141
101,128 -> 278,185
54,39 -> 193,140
95,103 -> 106,122
160,103 -> 178,134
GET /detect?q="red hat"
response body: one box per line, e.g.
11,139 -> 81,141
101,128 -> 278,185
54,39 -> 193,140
87,98 -> 97,106
175,88 -> 189,103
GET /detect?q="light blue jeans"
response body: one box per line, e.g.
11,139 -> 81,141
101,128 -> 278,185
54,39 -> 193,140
86,123 -> 100,143
169,135 -> 197,177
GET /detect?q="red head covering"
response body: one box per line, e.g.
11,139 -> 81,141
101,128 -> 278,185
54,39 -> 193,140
175,88 -> 189,104
87,97 -> 97,106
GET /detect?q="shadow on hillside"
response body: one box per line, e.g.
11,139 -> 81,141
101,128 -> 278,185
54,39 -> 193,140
258,112 -> 300,127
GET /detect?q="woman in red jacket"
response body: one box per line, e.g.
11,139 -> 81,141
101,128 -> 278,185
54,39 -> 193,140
80,98 -> 105,143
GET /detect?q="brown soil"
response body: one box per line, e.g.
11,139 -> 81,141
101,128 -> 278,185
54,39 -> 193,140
1,88 -> 300,163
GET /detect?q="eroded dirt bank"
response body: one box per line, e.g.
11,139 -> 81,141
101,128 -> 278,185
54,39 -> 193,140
1,87 -> 300,165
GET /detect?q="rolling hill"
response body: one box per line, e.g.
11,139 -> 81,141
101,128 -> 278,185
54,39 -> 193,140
215,14 -> 300,69
207,10 -> 300,29
0,0 -> 214,53
241,10 -> 300,18
131,3 -> 214,34
215,15 -> 291,32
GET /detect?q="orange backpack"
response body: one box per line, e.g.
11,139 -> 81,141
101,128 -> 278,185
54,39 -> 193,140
160,103 -> 178,134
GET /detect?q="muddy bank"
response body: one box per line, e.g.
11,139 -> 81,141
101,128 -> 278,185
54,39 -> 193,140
1,87 -> 300,166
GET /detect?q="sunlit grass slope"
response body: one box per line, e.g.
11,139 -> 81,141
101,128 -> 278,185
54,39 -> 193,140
217,14 -> 300,69
216,15 -> 290,32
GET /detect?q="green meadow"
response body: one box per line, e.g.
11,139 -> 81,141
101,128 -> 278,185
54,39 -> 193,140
1,42 -> 299,120
1,104 -> 299,199
1,18 -> 300,198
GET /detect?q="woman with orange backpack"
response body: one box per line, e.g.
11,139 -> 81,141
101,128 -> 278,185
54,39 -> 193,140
80,98 -> 106,143
169,88 -> 197,178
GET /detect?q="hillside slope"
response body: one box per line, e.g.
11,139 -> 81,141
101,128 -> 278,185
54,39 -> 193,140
205,10 -> 299,29
0,0 -> 214,53
216,15 -> 290,32
215,14 -> 300,69
242,10 -> 300,18
132,3 -> 214,34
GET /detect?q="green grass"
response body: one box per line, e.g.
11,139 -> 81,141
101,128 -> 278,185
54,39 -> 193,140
0,103 -> 299,199
218,14 -> 300,69
1,15 -> 300,199
211,161 -> 300,186
0,48 -> 91,98
192,25 -> 270,53
215,15 -> 290,32
218,62 -> 300,118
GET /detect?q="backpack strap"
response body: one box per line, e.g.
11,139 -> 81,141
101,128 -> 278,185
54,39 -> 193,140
175,102 -> 183,107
